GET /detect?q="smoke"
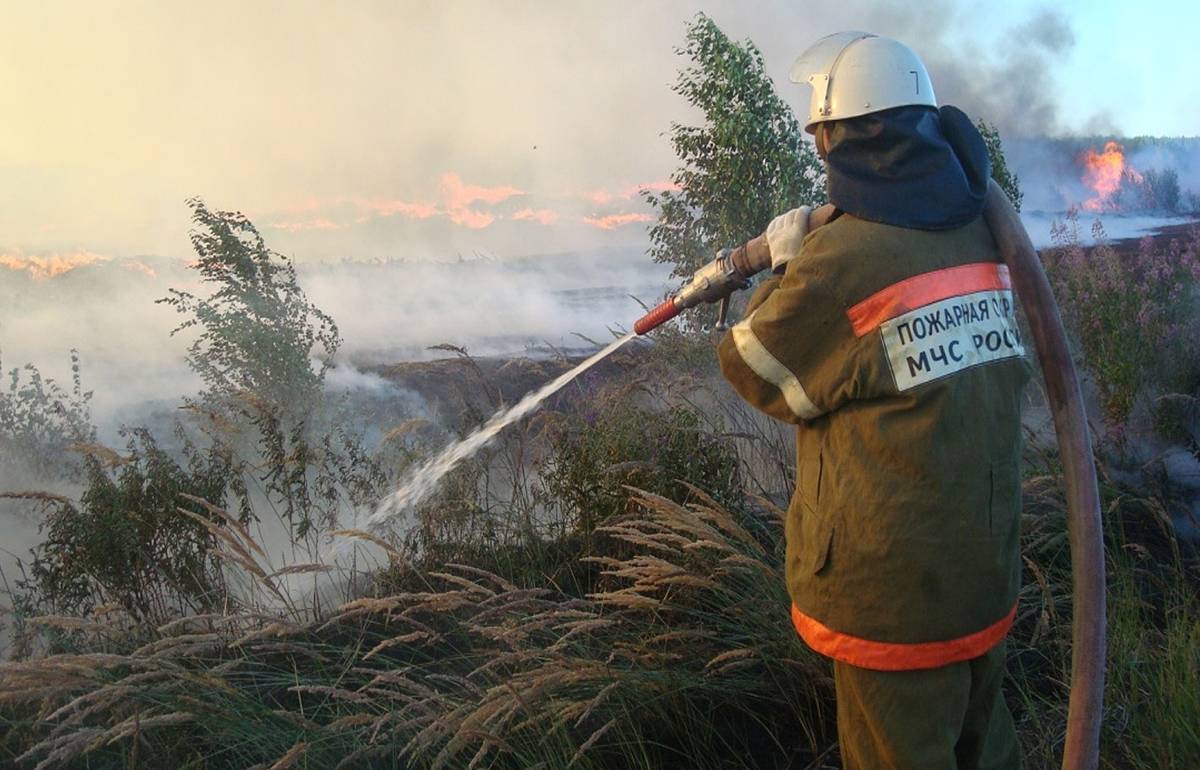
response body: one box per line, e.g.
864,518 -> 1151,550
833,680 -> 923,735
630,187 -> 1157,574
1015,8 -> 1076,52
8,1 -> 1178,266
5,2 -> 1197,637
875,5 -> 1080,136
1129,140 -> 1200,204
295,249 -> 670,365
937,9 -> 1075,135
0,458 -> 91,654
0,247 -> 670,442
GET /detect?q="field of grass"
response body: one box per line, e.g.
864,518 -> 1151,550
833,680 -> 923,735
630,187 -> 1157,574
1,214 -> 1198,768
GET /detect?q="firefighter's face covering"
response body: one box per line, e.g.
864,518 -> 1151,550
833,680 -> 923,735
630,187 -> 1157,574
769,104 -> 992,271
820,104 -> 991,231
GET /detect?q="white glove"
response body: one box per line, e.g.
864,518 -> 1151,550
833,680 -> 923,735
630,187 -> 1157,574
765,205 -> 811,271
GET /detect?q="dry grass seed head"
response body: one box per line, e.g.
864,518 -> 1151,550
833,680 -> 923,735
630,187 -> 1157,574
99,711 -> 195,747
426,571 -> 497,596
442,563 -> 518,592
232,621 -> 304,646
132,632 -> 221,659
264,741 -> 309,770
587,590 -> 661,611
329,528 -> 408,564
20,726 -> 103,770
568,718 -> 616,768
65,442 -> 133,468
266,563 -> 334,578
288,684 -> 374,704
244,641 -> 331,663
0,490 -> 73,504
328,712 -> 377,731
362,631 -> 436,660
177,492 -> 267,559
25,615 -> 106,633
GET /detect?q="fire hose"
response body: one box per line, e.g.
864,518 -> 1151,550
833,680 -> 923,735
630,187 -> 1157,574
633,180 -> 1105,770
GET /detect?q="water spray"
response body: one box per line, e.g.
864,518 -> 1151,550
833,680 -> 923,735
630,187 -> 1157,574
361,208 -> 839,532
367,333 -> 637,527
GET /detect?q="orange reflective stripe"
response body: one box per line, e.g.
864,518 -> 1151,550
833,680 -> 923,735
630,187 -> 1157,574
790,602 -> 1017,671
846,262 -> 1012,337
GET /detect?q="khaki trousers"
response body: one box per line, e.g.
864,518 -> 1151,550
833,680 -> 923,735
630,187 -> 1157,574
833,641 -> 1020,770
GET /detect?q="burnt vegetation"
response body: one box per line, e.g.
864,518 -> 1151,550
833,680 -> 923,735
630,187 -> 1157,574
2,15 -> 1199,770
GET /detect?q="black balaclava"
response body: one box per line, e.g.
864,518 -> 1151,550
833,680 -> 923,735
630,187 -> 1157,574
822,104 -> 991,230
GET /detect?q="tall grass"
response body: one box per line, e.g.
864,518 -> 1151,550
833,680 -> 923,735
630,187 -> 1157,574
1,486 -> 834,769
1006,431 -> 1200,769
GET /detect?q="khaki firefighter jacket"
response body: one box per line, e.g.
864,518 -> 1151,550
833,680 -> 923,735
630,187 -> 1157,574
718,212 -> 1031,671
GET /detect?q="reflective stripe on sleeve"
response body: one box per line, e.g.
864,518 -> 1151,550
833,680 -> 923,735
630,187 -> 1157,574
847,262 -> 1012,337
731,317 -> 822,420
790,602 -> 1017,671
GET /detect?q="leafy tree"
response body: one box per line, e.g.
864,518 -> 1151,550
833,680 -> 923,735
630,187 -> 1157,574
161,199 -> 339,419
976,119 -> 1024,212
159,200 -> 384,538
645,14 -> 825,280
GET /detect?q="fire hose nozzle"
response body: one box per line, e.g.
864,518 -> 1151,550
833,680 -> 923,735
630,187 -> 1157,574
633,297 -> 682,335
631,206 -> 832,336
633,248 -> 753,335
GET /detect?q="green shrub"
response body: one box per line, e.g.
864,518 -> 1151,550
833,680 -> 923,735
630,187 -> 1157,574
540,402 -> 743,546
0,349 -> 95,482
1,488 -> 832,770
15,428 -> 231,625
1043,214 -> 1200,426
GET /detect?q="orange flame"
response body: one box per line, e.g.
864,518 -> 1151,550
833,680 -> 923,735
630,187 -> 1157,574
512,208 -> 560,225
582,212 -> 654,230
1080,141 -> 1143,212
0,250 -> 109,280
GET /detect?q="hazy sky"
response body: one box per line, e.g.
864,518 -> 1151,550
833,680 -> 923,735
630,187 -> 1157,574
2,0 -> 1196,266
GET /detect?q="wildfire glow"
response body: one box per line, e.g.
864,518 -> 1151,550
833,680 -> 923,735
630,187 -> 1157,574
249,174 -> 667,236
439,173 -> 523,210
362,198 -> 441,220
266,217 -> 342,232
120,260 -> 158,278
582,212 -> 654,230
1080,141 -> 1143,212
447,208 -> 496,229
582,180 -> 680,205
512,208 -> 560,225
0,250 -> 109,280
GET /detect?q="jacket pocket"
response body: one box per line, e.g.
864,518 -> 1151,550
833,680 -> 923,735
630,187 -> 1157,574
989,459 -> 1020,536
806,516 -> 834,576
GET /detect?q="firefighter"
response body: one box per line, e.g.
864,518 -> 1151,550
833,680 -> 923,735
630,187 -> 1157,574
717,32 -> 1029,770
